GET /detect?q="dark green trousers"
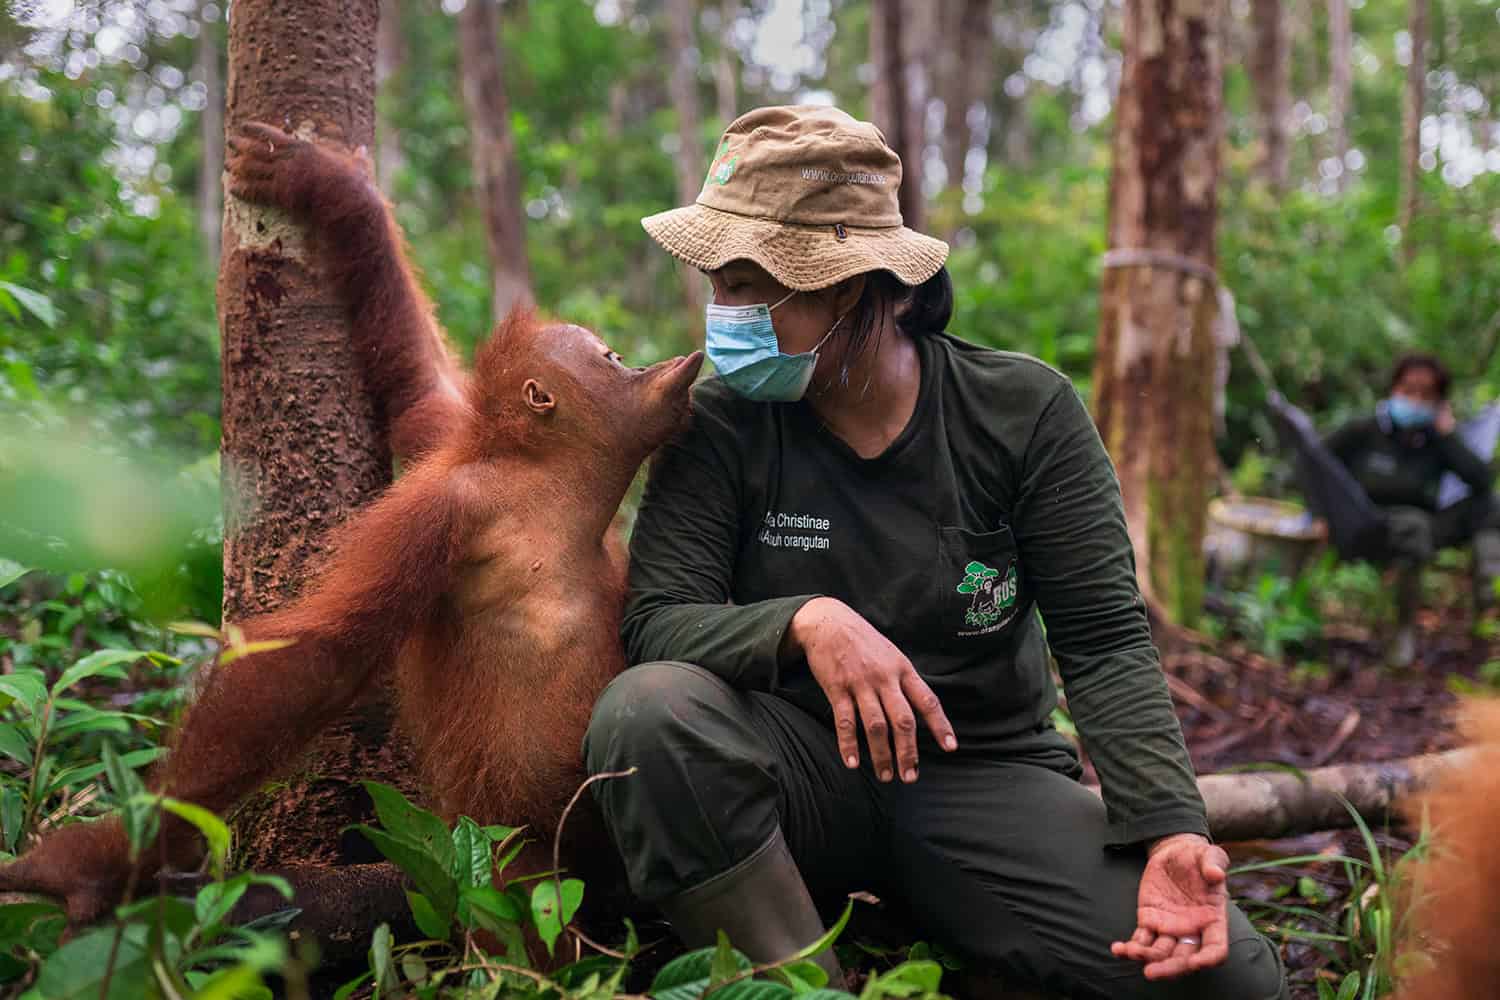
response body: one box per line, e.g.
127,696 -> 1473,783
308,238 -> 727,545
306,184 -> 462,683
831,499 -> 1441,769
584,662 -> 1287,1000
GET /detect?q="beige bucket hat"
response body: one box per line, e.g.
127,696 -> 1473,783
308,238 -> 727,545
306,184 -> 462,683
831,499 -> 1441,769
642,105 -> 950,292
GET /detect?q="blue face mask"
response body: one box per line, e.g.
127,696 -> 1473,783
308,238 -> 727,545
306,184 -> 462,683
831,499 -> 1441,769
704,290 -> 843,402
1387,395 -> 1436,430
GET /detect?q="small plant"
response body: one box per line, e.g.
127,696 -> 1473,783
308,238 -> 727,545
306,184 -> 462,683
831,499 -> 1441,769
1224,571 -> 1323,660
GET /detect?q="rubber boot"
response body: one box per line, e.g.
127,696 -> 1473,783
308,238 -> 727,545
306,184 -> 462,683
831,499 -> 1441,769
1472,529 -> 1500,613
1391,565 -> 1421,668
658,827 -> 843,984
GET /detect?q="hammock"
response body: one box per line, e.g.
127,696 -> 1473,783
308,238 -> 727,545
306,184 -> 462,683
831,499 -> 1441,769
1264,392 -> 1385,559
1437,403 -> 1500,508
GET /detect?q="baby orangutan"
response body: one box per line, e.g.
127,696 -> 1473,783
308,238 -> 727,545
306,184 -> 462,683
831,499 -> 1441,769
0,122 -> 703,930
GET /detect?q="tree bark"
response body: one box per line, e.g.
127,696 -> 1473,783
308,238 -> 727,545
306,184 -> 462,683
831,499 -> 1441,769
715,0 -> 739,127
1091,0 -> 1224,628
457,0 -> 534,324
195,4 -> 223,262
1248,0 -> 1290,190
936,0 -> 993,195
1400,0 -> 1428,259
1327,0 -> 1352,192
218,0 -> 417,886
375,0 -> 406,194
870,0 -> 925,232
667,0 -> 705,315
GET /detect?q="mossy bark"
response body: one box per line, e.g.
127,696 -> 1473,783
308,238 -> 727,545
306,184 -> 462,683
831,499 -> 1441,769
1091,0 -> 1223,628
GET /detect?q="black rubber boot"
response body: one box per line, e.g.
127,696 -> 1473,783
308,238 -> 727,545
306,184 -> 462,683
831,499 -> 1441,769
658,827 -> 843,984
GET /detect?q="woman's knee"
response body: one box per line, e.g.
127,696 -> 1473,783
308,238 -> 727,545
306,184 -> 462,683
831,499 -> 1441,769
584,661 -> 742,773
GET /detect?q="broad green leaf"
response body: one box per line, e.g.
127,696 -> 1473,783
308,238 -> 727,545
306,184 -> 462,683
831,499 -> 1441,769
152,796 -> 231,878
451,816 -> 492,888
351,825 -> 458,924
399,952 -> 429,985
482,824 -> 518,842
0,953 -> 28,983
0,559 -> 28,590
370,923 -> 397,998
530,878 -> 585,956
332,971 -> 373,1000
361,781 -> 455,872
712,981 -> 796,1000
194,873 -> 292,931
34,924 -> 153,999
0,282 -> 57,328
48,711 -> 134,740
187,963 -> 274,1000
709,929 -> 742,985
770,960 -> 828,993
51,649 -> 142,697
50,747 -> 166,792
0,672 -> 47,717
868,960 -> 943,997
461,884 -> 523,923
0,901 -> 62,942
0,724 -> 32,767
652,946 -> 751,992
406,890 -> 450,941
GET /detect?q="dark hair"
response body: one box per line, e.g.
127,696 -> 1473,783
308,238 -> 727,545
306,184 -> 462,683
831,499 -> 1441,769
1389,352 -> 1451,398
829,266 -> 953,387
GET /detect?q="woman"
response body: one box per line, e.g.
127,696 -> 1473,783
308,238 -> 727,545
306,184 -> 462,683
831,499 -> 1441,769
1326,354 -> 1498,665
585,106 -> 1286,999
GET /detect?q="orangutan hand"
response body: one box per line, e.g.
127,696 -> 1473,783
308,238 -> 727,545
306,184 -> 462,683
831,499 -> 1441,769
1110,832 -> 1230,980
225,121 -> 370,219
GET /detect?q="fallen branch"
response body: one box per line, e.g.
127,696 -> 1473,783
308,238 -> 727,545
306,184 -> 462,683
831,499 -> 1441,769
1089,750 -> 1470,841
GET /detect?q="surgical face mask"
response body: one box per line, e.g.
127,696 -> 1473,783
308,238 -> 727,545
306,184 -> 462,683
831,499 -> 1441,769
704,290 -> 843,402
1387,395 -> 1436,430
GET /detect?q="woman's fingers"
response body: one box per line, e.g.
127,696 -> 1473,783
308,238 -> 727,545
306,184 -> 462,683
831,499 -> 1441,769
899,670 -> 957,752
877,683 -> 920,782
854,688 -> 894,781
829,690 -> 861,770
1142,937 -> 1198,981
1184,919 -> 1229,972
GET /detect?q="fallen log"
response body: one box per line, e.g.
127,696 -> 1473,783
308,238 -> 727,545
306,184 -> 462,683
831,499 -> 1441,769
1089,750 -> 1471,842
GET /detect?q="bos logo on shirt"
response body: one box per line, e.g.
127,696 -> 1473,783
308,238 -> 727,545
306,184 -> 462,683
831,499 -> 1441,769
955,559 -> 1019,635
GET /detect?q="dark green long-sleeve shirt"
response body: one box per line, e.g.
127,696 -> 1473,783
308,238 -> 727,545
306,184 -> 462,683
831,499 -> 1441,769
622,332 -> 1208,846
1325,408 -> 1492,512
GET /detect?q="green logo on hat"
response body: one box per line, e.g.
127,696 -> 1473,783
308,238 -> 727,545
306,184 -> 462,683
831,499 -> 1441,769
706,138 -> 738,186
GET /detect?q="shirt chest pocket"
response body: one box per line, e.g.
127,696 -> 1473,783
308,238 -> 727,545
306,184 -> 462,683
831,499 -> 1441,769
933,525 -> 1026,652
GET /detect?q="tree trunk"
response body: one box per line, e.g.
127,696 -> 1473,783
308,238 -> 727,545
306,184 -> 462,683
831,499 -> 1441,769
667,0 -> 705,315
1090,0 -> 1224,628
715,0 -> 739,126
1400,0 -> 1428,259
195,4 -> 223,262
376,0 -> 406,194
1327,0 -> 1352,192
457,0 -> 534,324
937,0 -> 993,195
870,0 -> 925,232
218,0 -> 418,886
1248,0 -> 1290,190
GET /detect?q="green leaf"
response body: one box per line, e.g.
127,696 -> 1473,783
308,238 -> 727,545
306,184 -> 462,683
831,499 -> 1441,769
0,724 -> 32,767
0,559 -> 28,590
482,824 -> 518,842
51,649 -> 142,697
34,924 -> 154,999
451,816 -> 492,888
713,982 -> 796,1000
0,672 -> 47,717
0,282 -> 57,328
369,923 -> 397,999
48,711 -> 135,740
461,884 -> 523,923
50,747 -> 166,792
530,878 -> 585,957
399,951 -> 429,985
652,947 -> 751,992
351,825 -> 458,924
151,796 -> 231,878
361,780 -> 455,872
709,930 -> 742,985
332,971 -> 373,1000
406,890 -> 450,941
195,874 -> 292,931
186,964 -> 274,1000
867,960 -> 943,997
772,960 -> 828,993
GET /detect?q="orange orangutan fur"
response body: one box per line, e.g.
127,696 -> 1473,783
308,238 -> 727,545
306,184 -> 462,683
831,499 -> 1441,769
1394,697 -> 1500,998
0,123 -> 702,926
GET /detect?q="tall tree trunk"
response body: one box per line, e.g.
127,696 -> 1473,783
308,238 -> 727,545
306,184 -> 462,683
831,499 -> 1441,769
195,4 -> 223,262
376,0 -> 406,194
1400,0 -> 1428,259
870,0 -> 926,232
1091,0 -> 1224,628
218,0 -> 417,886
937,0 -> 993,195
715,0 -> 739,126
1248,0 -> 1290,190
1327,0 -> 1352,192
667,0 -> 705,315
457,0 -> 534,324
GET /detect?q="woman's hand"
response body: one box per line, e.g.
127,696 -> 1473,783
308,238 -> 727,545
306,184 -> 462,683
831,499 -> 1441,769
1111,833 -> 1231,980
786,597 -> 957,782
1436,402 -> 1457,436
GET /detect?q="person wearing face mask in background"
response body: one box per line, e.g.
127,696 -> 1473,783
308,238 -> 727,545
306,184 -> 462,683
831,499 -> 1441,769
1325,353 -> 1499,666
583,106 -> 1288,1000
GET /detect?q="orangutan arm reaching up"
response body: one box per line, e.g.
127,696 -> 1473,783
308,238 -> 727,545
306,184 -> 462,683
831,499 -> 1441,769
225,122 -> 469,464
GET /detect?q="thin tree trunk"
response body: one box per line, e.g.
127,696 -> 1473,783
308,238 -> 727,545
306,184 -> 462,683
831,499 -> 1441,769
937,0 -> 993,195
1327,0 -> 1352,191
1249,0 -> 1290,190
218,0 -> 417,902
1400,0 -> 1428,259
716,0 -> 739,126
1091,0 -> 1224,628
457,0 -> 534,324
870,0 -> 925,231
667,0 -> 705,315
195,4 -> 222,262
376,0 -> 406,194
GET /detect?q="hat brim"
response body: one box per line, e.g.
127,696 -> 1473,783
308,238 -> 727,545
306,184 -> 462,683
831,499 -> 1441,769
641,203 -> 949,292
